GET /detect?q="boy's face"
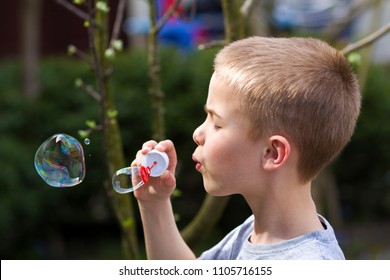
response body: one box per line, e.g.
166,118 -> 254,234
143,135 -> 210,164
192,73 -> 264,196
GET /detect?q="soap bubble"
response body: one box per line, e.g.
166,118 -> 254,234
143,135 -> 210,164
34,133 -> 86,187
84,138 -> 90,145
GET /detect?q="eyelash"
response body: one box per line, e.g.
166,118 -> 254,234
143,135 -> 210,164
205,114 -> 221,129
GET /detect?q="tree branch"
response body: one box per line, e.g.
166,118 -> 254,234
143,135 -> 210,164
87,0 -> 105,105
240,0 -> 255,17
76,79 -> 101,101
152,0 -> 182,34
181,195 -> 230,248
110,0 -> 126,45
55,0 -> 95,25
324,0 -> 381,40
68,45 -> 93,65
197,39 -> 226,50
341,22 -> 390,55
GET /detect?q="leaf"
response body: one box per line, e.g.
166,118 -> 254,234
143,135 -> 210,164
123,218 -> 134,228
172,188 -> 182,198
112,40 -> 123,52
104,48 -> 115,60
67,45 -> 76,56
96,1 -> 110,13
107,109 -> 118,119
74,78 -> 83,88
78,130 -> 89,139
73,0 -> 86,5
85,120 -> 97,129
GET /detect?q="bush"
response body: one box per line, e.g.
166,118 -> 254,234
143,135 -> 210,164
335,65 -> 390,222
0,49 -> 389,259
0,48 -> 217,259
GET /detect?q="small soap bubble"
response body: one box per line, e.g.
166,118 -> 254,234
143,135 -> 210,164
34,133 -> 86,187
84,138 -> 90,145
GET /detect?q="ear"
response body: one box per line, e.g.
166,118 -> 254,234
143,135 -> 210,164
262,135 -> 291,171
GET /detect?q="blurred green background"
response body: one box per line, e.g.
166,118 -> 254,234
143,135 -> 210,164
1,49 -> 390,259
1,0 -> 390,260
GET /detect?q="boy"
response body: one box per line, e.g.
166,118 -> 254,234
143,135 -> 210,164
132,37 -> 361,259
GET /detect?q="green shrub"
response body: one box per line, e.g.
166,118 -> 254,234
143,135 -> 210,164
0,48 -> 216,259
0,49 -> 389,259
335,65 -> 390,222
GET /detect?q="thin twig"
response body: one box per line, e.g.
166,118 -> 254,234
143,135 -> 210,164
75,48 -> 90,63
77,79 -> 101,101
55,0 -> 95,25
240,0 -> 255,17
69,46 -> 93,65
110,0 -> 126,46
324,0 -> 381,39
198,39 -> 226,50
341,22 -> 390,55
87,0 -> 106,114
153,0 -> 182,34
80,124 -> 103,136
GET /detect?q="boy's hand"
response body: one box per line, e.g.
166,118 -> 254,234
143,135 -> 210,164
132,140 -> 177,203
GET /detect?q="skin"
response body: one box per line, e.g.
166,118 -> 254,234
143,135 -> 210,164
192,73 -> 265,197
133,72 -> 323,259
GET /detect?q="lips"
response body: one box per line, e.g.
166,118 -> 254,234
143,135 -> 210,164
192,155 -> 202,171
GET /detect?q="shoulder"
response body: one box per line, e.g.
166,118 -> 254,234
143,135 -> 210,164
199,216 -> 254,260
239,215 -> 345,260
199,215 -> 345,260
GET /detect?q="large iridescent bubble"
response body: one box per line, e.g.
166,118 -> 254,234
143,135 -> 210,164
34,133 -> 86,187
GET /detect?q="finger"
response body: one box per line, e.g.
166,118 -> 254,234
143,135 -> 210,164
155,140 -> 177,172
160,170 -> 176,190
133,149 -> 145,166
154,139 -> 174,152
133,140 -> 158,166
142,140 -> 158,154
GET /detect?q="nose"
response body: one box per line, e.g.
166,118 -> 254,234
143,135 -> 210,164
193,123 -> 205,146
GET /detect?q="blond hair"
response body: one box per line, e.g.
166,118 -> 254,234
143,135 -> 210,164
214,37 -> 361,182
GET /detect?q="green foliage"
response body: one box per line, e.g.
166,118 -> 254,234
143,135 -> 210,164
96,1 -> 110,13
1,49 -> 389,259
0,57 -> 106,259
335,65 -> 390,222
0,48 -> 215,259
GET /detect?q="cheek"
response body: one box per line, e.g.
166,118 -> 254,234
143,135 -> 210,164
206,142 -> 244,182
214,142 -> 261,177
206,141 -> 234,167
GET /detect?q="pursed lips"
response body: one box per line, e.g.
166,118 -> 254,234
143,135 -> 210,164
192,155 -> 202,171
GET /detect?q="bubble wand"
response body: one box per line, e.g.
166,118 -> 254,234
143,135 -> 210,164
112,150 -> 169,194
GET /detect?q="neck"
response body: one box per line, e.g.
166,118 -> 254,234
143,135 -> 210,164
244,181 -> 323,245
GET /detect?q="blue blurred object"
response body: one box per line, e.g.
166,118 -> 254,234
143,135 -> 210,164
123,16 -> 150,35
123,0 -> 224,51
158,15 -> 223,52
272,0 -> 351,33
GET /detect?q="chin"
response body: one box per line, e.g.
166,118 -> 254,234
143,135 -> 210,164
203,181 -> 232,197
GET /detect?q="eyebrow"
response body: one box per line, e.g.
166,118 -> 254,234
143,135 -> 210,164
204,105 -> 222,119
